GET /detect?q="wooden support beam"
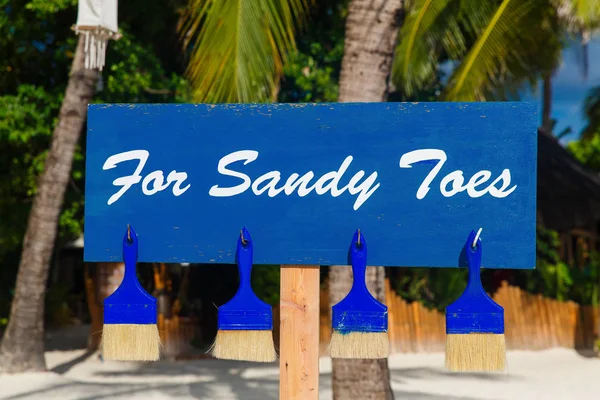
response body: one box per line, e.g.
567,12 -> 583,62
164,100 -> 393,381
279,265 -> 320,400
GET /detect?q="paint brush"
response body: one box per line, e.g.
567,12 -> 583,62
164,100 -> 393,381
330,229 -> 389,359
101,225 -> 160,361
445,230 -> 506,372
209,227 -> 276,362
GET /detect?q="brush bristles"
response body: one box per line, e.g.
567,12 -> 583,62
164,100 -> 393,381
445,333 -> 506,372
209,330 -> 277,362
329,332 -> 389,359
101,324 -> 161,361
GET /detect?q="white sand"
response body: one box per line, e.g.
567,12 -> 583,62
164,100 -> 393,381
0,348 -> 598,399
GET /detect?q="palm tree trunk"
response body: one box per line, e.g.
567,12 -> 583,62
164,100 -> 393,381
85,262 -> 126,350
0,35 -> 98,373
332,0 -> 402,398
338,0 -> 402,102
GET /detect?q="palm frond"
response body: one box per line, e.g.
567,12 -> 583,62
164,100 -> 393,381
567,0 -> 600,31
444,0 -> 560,101
554,0 -> 600,79
178,0 -> 310,103
391,0 -> 497,97
392,0 -> 454,96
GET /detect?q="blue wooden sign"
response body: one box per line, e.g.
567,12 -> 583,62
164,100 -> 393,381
84,102 -> 537,268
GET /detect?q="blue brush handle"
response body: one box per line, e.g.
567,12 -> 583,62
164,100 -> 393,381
104,226 -> 157,324
331,230 -> 388,333
235,227 -> 254,298
348,230 -> 372,298
217,227 -> 272,330
446,230 -> 504,334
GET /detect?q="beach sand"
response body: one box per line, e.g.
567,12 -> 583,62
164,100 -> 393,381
0,347 -> 598,399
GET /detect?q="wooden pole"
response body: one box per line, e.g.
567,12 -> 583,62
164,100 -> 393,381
279,265 -> 320,400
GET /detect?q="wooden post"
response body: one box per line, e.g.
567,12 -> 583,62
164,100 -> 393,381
279,265 -> 320,400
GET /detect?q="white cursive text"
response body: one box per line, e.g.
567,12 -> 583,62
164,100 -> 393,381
399,149 -> 516,199
208,150 -> 380,210
103,150 -> 191,205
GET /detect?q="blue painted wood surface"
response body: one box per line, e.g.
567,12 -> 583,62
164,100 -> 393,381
84,102 -> 537,268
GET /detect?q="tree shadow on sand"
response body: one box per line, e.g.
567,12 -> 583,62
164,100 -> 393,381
388,366 -> 518,383
319,367 -> 511,400
4,358 -> 517,400
50,350 -> 97,375
1,358 -> 278,400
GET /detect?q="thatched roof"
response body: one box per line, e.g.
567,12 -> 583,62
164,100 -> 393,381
538,129 -> 600,231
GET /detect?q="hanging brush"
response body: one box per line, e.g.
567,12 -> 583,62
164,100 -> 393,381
445,229 -> 506,372
101,225 -> 160,361
209,227 -> 276,362
330,229 -> 389,359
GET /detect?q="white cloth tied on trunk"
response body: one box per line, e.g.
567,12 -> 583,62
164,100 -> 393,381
74,0 -> 120,71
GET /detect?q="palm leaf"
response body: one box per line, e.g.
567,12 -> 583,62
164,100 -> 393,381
445,0 -> 560,101
552,0 -> 600,79
392,0 -> 454,96
178,0 -> 310,103
391,0 -> 497,97
567,0 -> 600,31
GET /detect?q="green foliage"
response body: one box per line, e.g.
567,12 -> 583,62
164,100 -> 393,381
512,226 -> 600,305
101,28 -> 190,104
278,0 -> 347,103
567,133 -> 600,170
0,85 -> 60,253
179,0 -> 310,103
445,0 -> 560,101
569,251 -> 600,306
393,0 -> 562,101
567,86 -> 600,170
578,86 -> 600,140
25,0 -> 77,16
0,0 -> 187,323
561,0 -> 600,35
252,265 -> 281,305
392,0 -> 458,97
0,0 -> 187,255
525,227 -> 573,301
278,47 -> 339,102
392,267 -> 467,311
391,225 -> 600,309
